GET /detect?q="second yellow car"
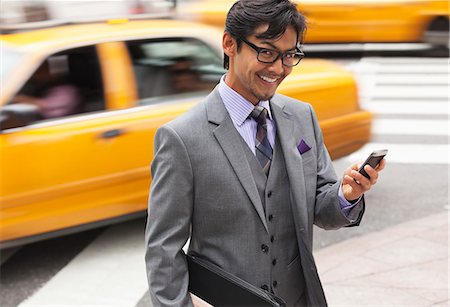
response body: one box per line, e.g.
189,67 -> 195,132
181,0 -> 449,47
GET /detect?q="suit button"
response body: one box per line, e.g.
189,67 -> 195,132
268,214 -> 274,221
267,191 -> 272,198
261,244 -> 269,253
273,280 -> 278,288
272,259 -> 277,266
270,235 -> 275,243
261,284 -> 269,291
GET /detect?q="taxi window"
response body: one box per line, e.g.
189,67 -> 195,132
126,38 -> 225,103
9,46 -> 105,122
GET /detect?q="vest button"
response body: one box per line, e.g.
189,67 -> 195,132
272,258 -> 277,266
261,284 -> 269,291
261,244 -> 269,253
273,280 -> 278,288
268,214 -> 274,221
267,191 -> 272,198
270,235 -> 275,243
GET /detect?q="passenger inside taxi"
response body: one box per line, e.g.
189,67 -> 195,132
13,75 -> 82,120
11,47 -> 104,121
169,56 -> 204,94
31,81 -> 82,119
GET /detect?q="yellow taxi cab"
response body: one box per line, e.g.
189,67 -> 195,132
0,18 -> 372,248
181,0 -> 449,47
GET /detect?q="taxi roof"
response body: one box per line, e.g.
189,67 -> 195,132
0,19 -> 223,52
0,17 -> 353,78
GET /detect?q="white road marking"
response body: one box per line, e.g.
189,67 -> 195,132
363,98 -> 449,105
362,101 -> 449,115
372,74 -> 449,85
347,61 -> 449,74
372,119 -> 449,136
343,58 -> 449,101
360,57 -> 449,64
364,85 -> 449,99
19,220 -> 148,307
344,143 -> 449,165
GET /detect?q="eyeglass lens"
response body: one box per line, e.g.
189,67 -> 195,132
257,51 -> 303,66
242,39 -> 303,67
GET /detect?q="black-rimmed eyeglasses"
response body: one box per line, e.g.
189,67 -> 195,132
241,38 -> 304,67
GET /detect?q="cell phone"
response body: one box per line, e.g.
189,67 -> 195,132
358,149 -> 388,179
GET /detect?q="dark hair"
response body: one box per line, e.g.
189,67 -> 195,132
224,0 -> 306,69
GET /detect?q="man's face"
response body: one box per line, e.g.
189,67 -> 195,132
223,24 -> 297,104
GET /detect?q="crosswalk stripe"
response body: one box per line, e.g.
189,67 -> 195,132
347,59 -> 449,74
373,74 -> 448,86
345,143 -> 449,165
360,57 -> 449,64
362,101 -> 449,115
335,55 -> 448,66
363,85 -> 449,99
351,64 -> 449,74
367,99 -> 449,104
372,119 -> 449,136
19,220 -> 148,307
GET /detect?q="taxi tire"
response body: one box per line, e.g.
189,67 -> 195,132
424,17 -> 449,49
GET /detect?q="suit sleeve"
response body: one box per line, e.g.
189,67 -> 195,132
307,104 -> 365,229
145,125 -> 194,307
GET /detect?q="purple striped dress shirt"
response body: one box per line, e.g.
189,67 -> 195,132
218,77 -> 275,154
217,76 -> 362,220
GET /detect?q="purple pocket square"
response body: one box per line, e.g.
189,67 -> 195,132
297,139 -> 311,155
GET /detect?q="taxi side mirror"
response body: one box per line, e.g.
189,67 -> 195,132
0,103 -> 41,131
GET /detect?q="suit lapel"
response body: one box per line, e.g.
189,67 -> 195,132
206,89 -> 269,233
271,97 -> 309,230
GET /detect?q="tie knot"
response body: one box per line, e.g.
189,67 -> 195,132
250,106 -> 269,126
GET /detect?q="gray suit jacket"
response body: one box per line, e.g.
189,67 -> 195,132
145,86 -> 364,307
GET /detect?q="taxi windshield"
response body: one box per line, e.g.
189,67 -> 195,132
0,45 -> 24,85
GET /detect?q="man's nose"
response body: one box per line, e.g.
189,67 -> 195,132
267,57 -> 285,75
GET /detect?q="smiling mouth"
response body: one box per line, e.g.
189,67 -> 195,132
258,74 -> 279,84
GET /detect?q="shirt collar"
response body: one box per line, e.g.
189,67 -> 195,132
218,75 -> 273,127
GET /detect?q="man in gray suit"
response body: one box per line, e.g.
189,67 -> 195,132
145,0 -> 385,306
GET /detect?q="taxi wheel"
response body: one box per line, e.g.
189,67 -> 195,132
424,17 -> 449,49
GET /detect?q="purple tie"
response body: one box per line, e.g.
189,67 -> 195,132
250,106 -> 273,176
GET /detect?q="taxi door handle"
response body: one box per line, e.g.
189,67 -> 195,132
100,129 -> 124,139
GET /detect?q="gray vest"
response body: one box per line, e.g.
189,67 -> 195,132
242,136 -> 306,306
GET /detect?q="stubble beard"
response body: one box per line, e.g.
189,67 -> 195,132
251,83 -> 278,102
250,81 -> 278,101
252,72 -> 284,102
255,92 -> 275,101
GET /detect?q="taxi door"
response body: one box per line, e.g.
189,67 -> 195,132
0,42 -> 152,245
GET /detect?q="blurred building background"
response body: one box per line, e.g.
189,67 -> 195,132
0,0 -> 175,27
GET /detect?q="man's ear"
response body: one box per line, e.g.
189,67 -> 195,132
222,32 -> 236,57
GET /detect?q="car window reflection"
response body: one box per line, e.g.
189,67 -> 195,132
126,38 -> 226,103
